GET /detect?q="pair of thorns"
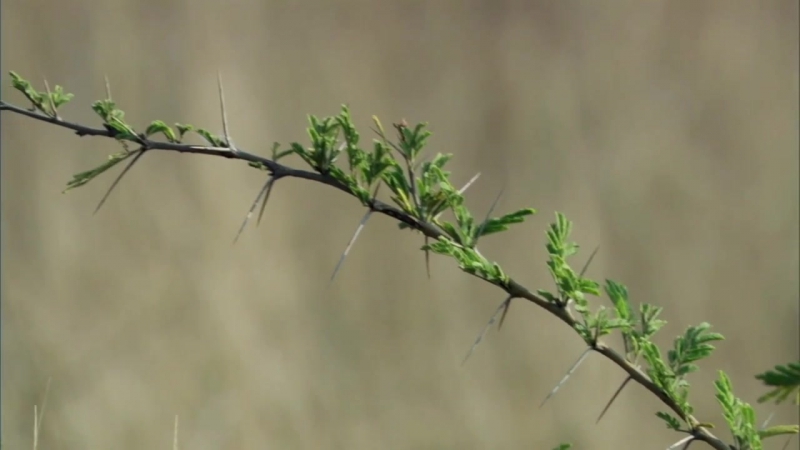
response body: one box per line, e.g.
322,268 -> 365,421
93,72 -> 239,215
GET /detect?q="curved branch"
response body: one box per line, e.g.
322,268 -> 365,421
0,99 -> 730,450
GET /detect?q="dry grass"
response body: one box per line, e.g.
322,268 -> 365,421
2,1 -> 798,449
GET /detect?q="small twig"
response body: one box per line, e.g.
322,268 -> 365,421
540,348 -> 592,407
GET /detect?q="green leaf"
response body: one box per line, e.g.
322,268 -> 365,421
89,99 -> 139,140
9,71 -> 46,110
577,278 -> 601,296
362,141 -> 393,186
335,105 -> 365,174
604,279 -> 632,321
668,322 -> 724,376
305,113 -> 342,173
546,212 -> 578,258
394,121 -> 431,161
536,290 -> 561,304
272,142 -> 296,161
655,411 -> 683,431
144,120 -> 178,143
477,208 -> 537,237
639,303 -> 667,338
382,164 -> 414,215
91,98 -> 116,121
715,371 -> 763,450
423,237 -> 509,287
755,361 -> 800,405
248,161 -> 267,170
63,151 -> 137,192
196,128 -> 225,147
439,220 -> 468,245
175,123 -> 194,140
50,84 -> 74,108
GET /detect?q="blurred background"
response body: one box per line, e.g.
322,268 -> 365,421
2,1 -> 798,449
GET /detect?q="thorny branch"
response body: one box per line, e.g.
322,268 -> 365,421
0,99 -> 733,450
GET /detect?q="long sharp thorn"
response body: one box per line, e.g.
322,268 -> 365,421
255,177 -> 276,227
234,177 -> 274,243
458,172 -> 481,195
540,348 -> 592,408
35,377 -> 52,441
404,157 -> 419,211
217,71 -> 236,152
330,210 -> 372,282
579,245 -> 600,277
781,435 -> 794,450
666,435 -> 694,450
760,411 -> 775,430
43,78 -> 58,119
104,75 -> 112,100
497,298 -> 512,330
173,415 -> 179,450
371,182 -> 382,199
432,172 -> 481,225
93,150 -> 145,215
424,236 -> 431,279
33,405 -> 38,450
409,166 -> 430,279
462,295 -> 513,365
595,376 -> 632,423
475,185 -> 505,245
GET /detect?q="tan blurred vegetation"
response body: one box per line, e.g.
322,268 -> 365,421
2,1 -> 798,449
